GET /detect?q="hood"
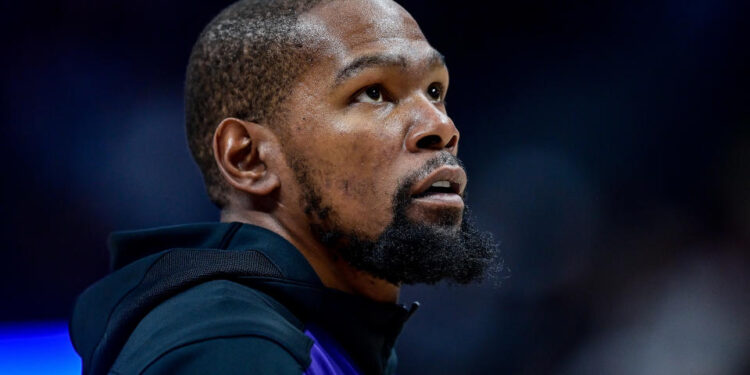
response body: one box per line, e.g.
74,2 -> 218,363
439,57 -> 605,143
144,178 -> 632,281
70,222 -> 417,375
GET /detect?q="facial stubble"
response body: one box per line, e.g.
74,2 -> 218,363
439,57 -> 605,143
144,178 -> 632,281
291,153 -> 500,285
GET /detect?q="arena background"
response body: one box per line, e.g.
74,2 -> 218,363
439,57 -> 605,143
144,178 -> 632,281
1,0 -> 748,373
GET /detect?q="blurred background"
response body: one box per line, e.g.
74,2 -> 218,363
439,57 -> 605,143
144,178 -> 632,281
1,0 -> 748,374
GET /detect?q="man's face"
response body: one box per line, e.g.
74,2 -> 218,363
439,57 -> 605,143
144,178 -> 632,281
276,0 -> 497,283
284,0 -> 459,234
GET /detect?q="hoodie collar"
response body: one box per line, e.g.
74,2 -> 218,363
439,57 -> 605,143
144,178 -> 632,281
109,222 -> 322,285
101,222 -> 417,375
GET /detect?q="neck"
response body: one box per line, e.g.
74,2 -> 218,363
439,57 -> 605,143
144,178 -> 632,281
221,209 -> 400,303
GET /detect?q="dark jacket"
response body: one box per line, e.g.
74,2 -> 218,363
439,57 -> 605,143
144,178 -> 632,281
69,222 -> 418,375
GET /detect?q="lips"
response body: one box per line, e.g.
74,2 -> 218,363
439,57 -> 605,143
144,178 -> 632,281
409,166 -> 467,198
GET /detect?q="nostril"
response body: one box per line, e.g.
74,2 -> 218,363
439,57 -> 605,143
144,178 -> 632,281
445,135 -> 458,149
416,135 -> 442,149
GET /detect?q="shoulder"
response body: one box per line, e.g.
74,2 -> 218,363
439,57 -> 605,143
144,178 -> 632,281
110,280 -> 313,374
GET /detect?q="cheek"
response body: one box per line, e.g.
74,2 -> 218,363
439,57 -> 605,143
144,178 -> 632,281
317,132 -> 404,233
286,103 -> 408,232
337,142 -> 397,194
334,141 -> 399,204
315,118 -> 403,192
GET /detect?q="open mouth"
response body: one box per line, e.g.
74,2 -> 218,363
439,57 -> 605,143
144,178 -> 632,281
412,180 -> 462,199
409,166 -> 467,200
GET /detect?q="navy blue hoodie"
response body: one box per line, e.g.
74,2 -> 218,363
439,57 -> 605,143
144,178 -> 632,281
70,222 -> 418,375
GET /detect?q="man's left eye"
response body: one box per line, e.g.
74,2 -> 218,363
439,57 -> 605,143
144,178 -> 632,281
354,85 -> 384,103
427,83 -> 442,101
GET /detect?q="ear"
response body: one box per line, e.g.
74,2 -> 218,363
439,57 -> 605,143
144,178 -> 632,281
213,118 -> 280,197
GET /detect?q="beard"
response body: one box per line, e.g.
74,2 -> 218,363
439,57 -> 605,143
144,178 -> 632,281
290,152 -> 500,285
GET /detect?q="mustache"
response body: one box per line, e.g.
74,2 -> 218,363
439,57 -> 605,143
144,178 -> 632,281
408,152 -> 465,189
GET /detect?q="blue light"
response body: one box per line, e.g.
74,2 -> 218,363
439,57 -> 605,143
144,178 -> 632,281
0,321 -> 81,375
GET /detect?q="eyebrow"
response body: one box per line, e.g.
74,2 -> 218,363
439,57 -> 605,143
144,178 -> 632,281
333,50 -> 446,87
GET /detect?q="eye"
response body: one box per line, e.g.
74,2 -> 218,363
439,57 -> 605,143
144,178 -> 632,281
427,83 -> 443,101
354,85 -> 384,103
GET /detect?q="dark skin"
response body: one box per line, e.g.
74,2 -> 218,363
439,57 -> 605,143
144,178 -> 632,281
214,0 -> 463,303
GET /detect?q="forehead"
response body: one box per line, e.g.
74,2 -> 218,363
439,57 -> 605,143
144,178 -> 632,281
298,0 -> 437,70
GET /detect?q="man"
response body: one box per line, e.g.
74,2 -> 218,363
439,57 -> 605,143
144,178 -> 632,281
70,0 -> 499,374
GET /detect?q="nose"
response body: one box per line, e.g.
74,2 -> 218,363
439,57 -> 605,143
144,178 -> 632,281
404,98 -> 460,154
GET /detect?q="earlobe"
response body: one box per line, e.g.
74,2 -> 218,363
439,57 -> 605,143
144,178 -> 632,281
213,118 -> 280,196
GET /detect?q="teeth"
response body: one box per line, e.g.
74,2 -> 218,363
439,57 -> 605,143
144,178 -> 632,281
431,180 -> 451,188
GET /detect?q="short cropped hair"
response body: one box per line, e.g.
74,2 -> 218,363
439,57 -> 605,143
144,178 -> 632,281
185,0 -> 325,207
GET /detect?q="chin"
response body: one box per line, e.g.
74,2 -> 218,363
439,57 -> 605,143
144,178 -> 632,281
406,205 -> 463,228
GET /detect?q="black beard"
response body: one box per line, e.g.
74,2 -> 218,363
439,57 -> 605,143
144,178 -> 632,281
293,153 -> 500,285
